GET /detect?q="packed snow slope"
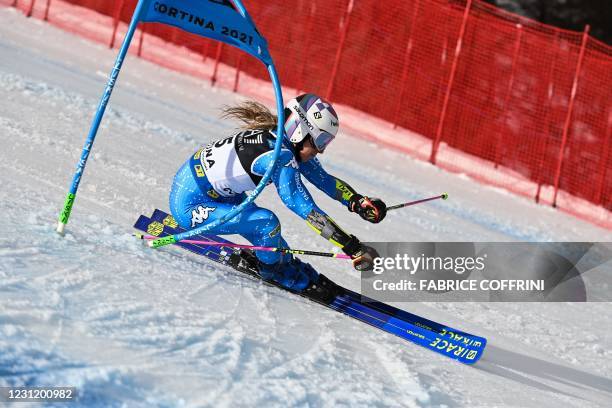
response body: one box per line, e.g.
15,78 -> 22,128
1,8 -> 611,408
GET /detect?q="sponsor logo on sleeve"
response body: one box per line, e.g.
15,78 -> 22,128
194,164 -> 205,178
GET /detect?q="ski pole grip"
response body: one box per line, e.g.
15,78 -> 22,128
148,235 -> 177,248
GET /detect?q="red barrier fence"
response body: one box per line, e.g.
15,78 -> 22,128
4,0 -> 611,228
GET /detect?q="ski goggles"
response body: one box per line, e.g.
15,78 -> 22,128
309,129 -> 335,153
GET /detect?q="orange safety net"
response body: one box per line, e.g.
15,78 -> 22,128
4,0 -> 611,227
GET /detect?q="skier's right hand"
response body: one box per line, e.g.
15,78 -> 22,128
349,194 -> 387,224
342,235 -> 380,272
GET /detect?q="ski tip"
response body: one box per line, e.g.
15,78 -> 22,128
464,350 -> 486,365
462,339 -> 487,365
441,192 -> 449,200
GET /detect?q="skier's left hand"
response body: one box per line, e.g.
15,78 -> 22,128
351,244 -> 380,272
342,235 -> 380,272
349,194 -> 387,223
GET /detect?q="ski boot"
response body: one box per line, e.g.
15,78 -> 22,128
258,255 -> 319,292
303,273 -> 342,304
228,249 -> 260,276
231,251 -> 340,303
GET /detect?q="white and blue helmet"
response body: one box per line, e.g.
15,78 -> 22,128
284,94 -> 339,152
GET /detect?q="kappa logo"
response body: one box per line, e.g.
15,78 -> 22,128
191,206 -> 216,227
285,156 -> 299,169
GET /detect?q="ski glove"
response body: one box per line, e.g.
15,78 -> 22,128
342,235 -> 380,272
349,194 -> 387,223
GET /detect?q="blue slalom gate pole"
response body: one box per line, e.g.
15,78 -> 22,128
57,0 -> 284,243
56,0 -> 151,234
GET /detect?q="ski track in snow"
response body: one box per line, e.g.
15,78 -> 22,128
0,8 -> 611,408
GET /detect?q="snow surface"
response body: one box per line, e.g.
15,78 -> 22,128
1,8 -> 611,408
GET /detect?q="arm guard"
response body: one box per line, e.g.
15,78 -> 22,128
305,208 -> 359,255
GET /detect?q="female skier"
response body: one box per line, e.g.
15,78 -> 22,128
169,94 -> 386,298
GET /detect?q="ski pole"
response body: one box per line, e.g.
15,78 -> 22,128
387,193 -> 448,211
135,234 -> 352,259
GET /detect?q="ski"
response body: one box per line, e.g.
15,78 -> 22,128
134,209 -> 487,364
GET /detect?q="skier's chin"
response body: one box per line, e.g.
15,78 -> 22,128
298,151 -> 318,162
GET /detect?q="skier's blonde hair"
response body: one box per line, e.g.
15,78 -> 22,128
221,100 -> 278,130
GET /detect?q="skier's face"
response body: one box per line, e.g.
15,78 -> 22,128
298,136 -> 320,162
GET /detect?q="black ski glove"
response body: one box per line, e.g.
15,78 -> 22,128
348,194 -> 387,224
342,235 -> 380,272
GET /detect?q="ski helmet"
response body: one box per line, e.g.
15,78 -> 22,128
283,94 -> 339,152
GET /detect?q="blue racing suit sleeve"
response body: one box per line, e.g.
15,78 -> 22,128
298,158 -> 359,208
274,158 -> 325,220
252,148 -> 325,219
252,150 -> 359,252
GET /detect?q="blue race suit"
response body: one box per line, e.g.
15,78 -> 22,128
169,129 -> 360,286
